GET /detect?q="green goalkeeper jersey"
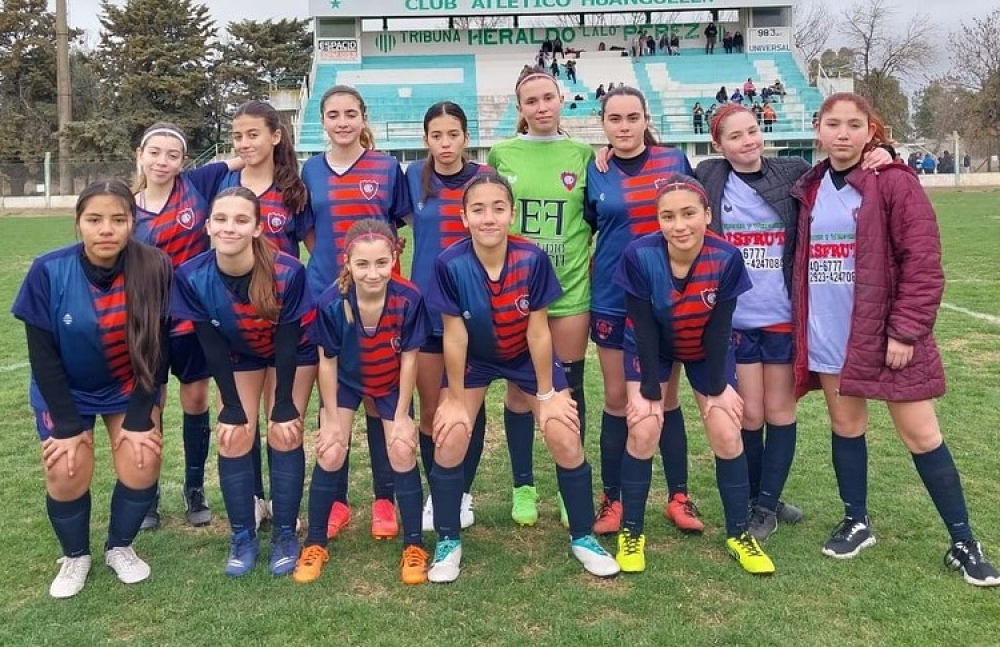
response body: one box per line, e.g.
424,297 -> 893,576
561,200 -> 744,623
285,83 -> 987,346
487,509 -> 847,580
488,135 -> 595,317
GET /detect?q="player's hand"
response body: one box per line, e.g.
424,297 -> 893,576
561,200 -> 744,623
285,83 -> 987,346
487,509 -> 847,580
314,422 -> 347,461
389,414 -> 417,451
538,390 -> 579,435
269,417 -> 304,446
626,392 -> 663,429
861,145 -> 893,170
114,428 -> 163,470
433,395 -> 471,448
216,422 -> 251,452
885,337 -> 914,370
702,385 -> 744,429
594,146 -> 614,173
42,432 -> 94,476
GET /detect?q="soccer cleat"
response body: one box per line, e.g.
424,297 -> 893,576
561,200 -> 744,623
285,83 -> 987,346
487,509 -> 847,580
460,492 -> 475,529
570,534 -> 620,578
427,539 -> 463,583
372,499 -> 399,539
269,531 -> 300,577
945,540 -> 1000,587
421,496 -> 435,532
327,501 -> 352,539
665,492 -> 705,534
747,505 -> 779,542
557,492 -> 569,529
511,485 -> 539,527
105,546 -> 151,584
254,496 -> 271,532
224,530 -> 259,577
726,532 -> 776,575
593,494 -> 623,535
776,500 -> 804,524
616,529 -> 647,573
49,555 -> 91,599
822,517 -> 876,559
139,492 -> 161,532
400,544 -> 430,585
183,487 -> 212,527
292,544 -> 330,584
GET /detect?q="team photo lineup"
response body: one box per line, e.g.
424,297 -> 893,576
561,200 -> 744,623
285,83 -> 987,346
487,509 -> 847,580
8,0 -> 1000,615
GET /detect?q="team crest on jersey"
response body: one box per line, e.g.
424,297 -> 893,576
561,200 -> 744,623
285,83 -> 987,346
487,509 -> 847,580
359,180 -> 379,200
176,208 -> 195,230
515,294 -> 531,316
266,212 -> 286,234
631,356 -> 642,375
595,318 -> 613,340
653,177 -> 669,190
560,172 -> 577,191
391,335 -> 402,353
62,313 -> 73,326
700,288 -> 718,308
723,203 -> 733,213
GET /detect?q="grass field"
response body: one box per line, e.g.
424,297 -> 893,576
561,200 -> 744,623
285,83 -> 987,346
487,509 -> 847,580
2,190 -> 1000,646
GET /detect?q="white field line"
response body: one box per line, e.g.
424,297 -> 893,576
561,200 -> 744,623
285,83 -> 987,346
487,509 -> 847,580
940,302 -> 1000,326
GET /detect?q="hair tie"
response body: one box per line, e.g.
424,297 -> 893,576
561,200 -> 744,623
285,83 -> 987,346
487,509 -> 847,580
141,128 -> 187,153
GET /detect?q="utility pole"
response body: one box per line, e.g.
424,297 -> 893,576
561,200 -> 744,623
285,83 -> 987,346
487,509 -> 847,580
56,0 -> 72,195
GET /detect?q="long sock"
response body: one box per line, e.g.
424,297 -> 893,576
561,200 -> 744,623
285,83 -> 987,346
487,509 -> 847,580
556,462 -> 596,539
599,412 -> 628,501
182,410 -> 211,490
563,360 -> 587,444
367,415 -> 395,501
831,433 -> 868,520
47,491 -> 91,557
419,432 -> 435,483
504,407 -> 535,488
430,463 -> 463,540
742,427 -> 765,501
269,446 -> 305,535
621,451 -> 653,535
659,407 -> 688,497
250,419 -> 265,500
757,421 -> 797,512
333,448 -> 350,505
395,466 -> 424,547
218,453 -> 256,537
463,406 -> 487,493
106,481 -> 158,549
912,442 -> 972,543
305,463 -> 340,546
715,453 -> 750,537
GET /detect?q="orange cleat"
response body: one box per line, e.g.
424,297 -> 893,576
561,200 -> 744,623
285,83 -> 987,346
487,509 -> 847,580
593,494 -> 623,535
400,545 -> 429,585
664,492 -> 705,534
292,545 -> 330,584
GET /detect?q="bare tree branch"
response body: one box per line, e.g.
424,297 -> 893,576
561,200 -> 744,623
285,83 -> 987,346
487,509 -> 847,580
793,0 -> 833,65
947,9 -> 1000,91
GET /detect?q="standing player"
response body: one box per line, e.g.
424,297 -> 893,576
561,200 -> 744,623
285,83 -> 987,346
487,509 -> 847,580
300,85 -> 412,540
587,86 -> 703,537
13,180 -> 172,597
487,70 -> 592,527
426,174 -> 619,583
294,220 -> 431,585
407,101 -> 492,531
132,122 -> 236,528
790,93 -> 998,586
615,174 -> 774,575
172,187 -> 313,577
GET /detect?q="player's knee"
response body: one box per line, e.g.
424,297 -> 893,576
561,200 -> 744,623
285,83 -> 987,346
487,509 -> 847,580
626,420 -> 660,459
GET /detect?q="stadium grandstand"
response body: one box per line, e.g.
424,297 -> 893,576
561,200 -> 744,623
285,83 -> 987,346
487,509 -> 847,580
295,0 -> 827,164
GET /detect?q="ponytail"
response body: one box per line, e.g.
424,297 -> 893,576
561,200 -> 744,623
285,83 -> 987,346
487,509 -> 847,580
337,218 -> 398,325
336,263 -> 355,324
249,236 -> 280,322
273,123 -> 307,213
123,241 -> 172,393
360,126 -> 375,150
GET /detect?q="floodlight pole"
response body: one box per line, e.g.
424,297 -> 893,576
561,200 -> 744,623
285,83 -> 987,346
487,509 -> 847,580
56,0 -> 72,195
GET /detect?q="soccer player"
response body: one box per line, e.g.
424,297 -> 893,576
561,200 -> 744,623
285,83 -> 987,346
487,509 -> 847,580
790,93 -> 998,586
294,219 -> 431,585
406,101 -> 493,531
615,174 -> 775,575
487,70 -> 593,527
425,173 -> 620,583
13,180 -> 172,598
586,85 -> 704,537
131,122 -> 236,528
300,85 -> 412,540
172,187 -> 313,577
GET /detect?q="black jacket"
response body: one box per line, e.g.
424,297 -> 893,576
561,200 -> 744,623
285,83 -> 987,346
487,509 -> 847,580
696,155 -> 810,294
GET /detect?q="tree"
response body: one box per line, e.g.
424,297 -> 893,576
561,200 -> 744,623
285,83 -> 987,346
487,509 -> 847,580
946,10 -> 1000,160
217,19 -> 311,102
794,0 -> 833,68
810,47 -> 855,83
912,79 -> 973,146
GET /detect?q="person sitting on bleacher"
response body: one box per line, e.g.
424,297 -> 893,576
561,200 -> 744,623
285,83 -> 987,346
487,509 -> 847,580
716,86 -> 728,104
743,78 -> 757,102
771,80 -> 786,100
730,88 -> 744,105
595,84 -> 606,100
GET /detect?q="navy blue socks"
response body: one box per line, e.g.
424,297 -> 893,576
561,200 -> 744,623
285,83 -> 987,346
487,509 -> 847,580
430,463 -> 463,540
660,407 -> 688,497
832,432 -> 868,520
715,453 -> 750,538
505,406 -> 535,488
182,410 -> 211,490
556,462 -> 596,540
742,427 -> 765,501
107,481 -> 158,549
367,415 -> 395,501
463,406 -> 487,493
912,442 -> 972,543
563,360 -> 587,444
599,412 -> 628,501
306,463 -> 340,546
47,491 -> 91,557
395,466 -> 424,546
269,446 -> 305,535
757,421 -> 797,512
218,453 -> 256,538
621,451 -> 653,535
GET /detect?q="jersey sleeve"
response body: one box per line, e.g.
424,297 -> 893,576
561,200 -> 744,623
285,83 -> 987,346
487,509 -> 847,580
583,164 -> 599,233
185,162 -> 230,201
528,249 -> 564,310
426,256 -> 462,317
389,163 -> 412,228
718,248 -> 753,302
170,267 -> 210,322
310,298 -> 345,358
278,264 -> 312,324
613,243 -> 651,300
400,293 -> 430,352
11,259 -> 53,331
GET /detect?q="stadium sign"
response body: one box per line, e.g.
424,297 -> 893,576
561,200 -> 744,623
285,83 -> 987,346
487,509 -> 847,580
317,38 -> 362,62
310,0 -> 792,18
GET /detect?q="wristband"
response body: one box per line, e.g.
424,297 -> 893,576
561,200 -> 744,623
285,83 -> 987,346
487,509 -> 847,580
536,388 -> 556,401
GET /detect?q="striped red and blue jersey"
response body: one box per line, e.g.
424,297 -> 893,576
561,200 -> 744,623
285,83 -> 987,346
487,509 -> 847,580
427,236 -> 562,363
12,243 -> 137,413
406,160 -> 493,336
615,232 -> 750,361
585,146 -> 692,316
171,250 -> 312,361
219,171 -> 304,258
310,276 -> 429,398
300,151 -> 411,298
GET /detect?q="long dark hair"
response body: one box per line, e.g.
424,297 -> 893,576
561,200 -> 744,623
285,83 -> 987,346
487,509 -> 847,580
132,122 -> 187,193
211,186 -> 280,321
319,85 -> 375,150
599,85 -> 659,148
421,101 -> 469,203
233,100 -> 307,213
76,180 -> 171,393
336,219 -> 397,324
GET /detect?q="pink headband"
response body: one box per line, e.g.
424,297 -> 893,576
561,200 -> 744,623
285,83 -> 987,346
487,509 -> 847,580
346,232 -> 395,256
657,181 -> 709,206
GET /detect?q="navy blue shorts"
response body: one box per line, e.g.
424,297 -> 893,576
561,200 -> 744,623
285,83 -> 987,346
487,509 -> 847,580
33,394 -> 165,441
455,353 -> 569,395
169,333 -> 210,384
623,349 -> 737,396
590,312 -> 626,350
420,335 -> 444,354
732,328 -> 793,365
336,386 -> 399,421
231,343 -> 320,372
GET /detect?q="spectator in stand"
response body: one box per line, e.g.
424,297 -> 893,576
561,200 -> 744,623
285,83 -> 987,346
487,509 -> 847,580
963,152 -> 971,172
730,88 -> 745,105
608,82 -> 616,92
752,101 -> 764,124
553,37 -> 564,59
536,50 -> 546,71
659,34 -> 669,55
907,152 -> 921,172
733,31 -> 744,53
542,38 -> 553,57
551,59 -> 560,79
647,34 -> 656,56
922,153 -> 937,175
693,102 -> 705,134
631,33 -> 642,57
938,151 -> 954,174
762,102 -> 777,133
716,86 -> 729,105
723,31 -> 734,54
771,80 -> 786,101
566,60 -> 577,84
595,84 -> 606,100
743,78 -> 757,102
705,103 -> 717,124
670,33 -> 680,55
705,22 -> 718,53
